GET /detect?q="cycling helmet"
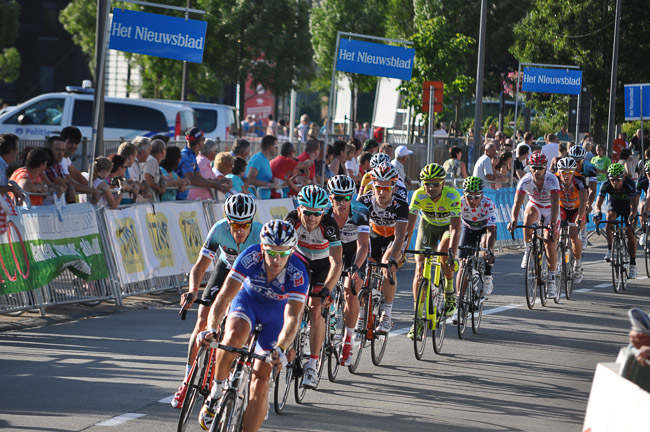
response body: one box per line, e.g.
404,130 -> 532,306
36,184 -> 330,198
568,145 -> 586,161
556,157 -> 578,171
297,185 -> 329,209
327,175 -> 356,195
260,219 -> 297,248
607,163 -> 625,178
420,163 -> 446,181
370,153 -> 391,168
370,162 -> 399,182
644,159 -> 650,173
528,153 -> 548,166
462,176 -> 484,193
224,194 -> 257,222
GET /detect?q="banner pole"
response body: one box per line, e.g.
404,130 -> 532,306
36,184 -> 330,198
427,86 -> 434,165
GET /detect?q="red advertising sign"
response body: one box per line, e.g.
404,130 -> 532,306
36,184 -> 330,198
422,81 -> 444,113
244,76 -> 275,126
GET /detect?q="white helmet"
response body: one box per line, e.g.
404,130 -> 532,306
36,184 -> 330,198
370,153 -> 391,168
260,220 -> 298,248
568,145 -> 586,161
556,157 -> 578,171
224,194 -> 257,222
327,175 -> 356,195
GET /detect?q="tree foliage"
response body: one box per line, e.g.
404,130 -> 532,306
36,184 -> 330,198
0,1 -> 22,83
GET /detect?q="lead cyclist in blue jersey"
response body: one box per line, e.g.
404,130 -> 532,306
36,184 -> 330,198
197,220 -> 309,432
172,194 -> 262,408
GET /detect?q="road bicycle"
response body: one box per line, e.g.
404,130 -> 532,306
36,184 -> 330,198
404,248 -> 447,360
348,261 -> 393,373
324,273 -> 345,382
556,221 -> 578,300
513,224 -> 552,309
596,217 -> 630,293
456,244 -> 488,339
641,220 -> 650,278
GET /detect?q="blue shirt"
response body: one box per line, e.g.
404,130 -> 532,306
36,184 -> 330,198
176,146 -> 199,200
245,152 -> 273,199
230,244 -> 309,304
226,173 -> 244,193
200,219 -> 263,266
0,156 -> 8,186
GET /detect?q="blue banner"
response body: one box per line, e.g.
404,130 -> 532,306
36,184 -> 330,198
336,39 -> 415,81
624,84 -> 650,120
522,67 -> 582,95
109,9 -> 207,63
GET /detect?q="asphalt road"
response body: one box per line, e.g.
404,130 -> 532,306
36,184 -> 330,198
1,238 -> 649,432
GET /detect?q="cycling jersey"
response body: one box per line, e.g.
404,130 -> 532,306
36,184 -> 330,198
358,172 -> 408,201
578,161 -> 597,184
285,210 -> 341,261
555,173 -> 587,210
325,200 -> 370,245
516,172 -> 561,207
599,177 -> 638,203
409,186 -> 461,227
200,219 -> 263,266
358,192 -> 409,237
460,196 -> 496,230
637,177 -> 649,196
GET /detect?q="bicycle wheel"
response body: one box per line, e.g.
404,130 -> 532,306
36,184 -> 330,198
413,278 -> 429,360
457,266 -> 471,339
539,247 -> 548,307
621,236 -> 629,291
273,356 -> 293,414
472,262 -> 484,334
432,281 -> 446,354
524,244 -> 538,310
326,299 -> 342,382
371,295 -> 388,366
555,243 -> 566,303
348,288 -> 369,374
565,249 -> 574,300
211,390 -> 237,432
611,237 -> 622,293
645,226 -> 650,278
177,347 -> 211,432
294,314 -> 309,404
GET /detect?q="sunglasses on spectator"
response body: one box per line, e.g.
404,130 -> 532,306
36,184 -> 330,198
228,221 -> 252,230
264,248 -> 292,258
465,194 -> 482,200
373,185 -> 394,192
301,209 -> 323,217
424,181 -> 444,188
332,195 -> 352,202
531,166 -> 546,171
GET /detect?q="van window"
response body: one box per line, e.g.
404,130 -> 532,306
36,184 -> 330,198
194,108 -> 217,133
180,110 -> 194,133
72,100 -> 168,132
228,108 -> 239,136
5,98 -> 65,125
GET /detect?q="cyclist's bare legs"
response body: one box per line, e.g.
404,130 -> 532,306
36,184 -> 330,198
544,228 -> 558,271
412,254 -> 424,300
241,359 -> 273,432
381,250 -> 400,304
343,277 -> 360,328
605,211 -> 616,248
308,295 -> 325,363
438,236 -> 454,284
523,206 -> 539,243
627,224 -> 637,260
569,225 -> 583,260
213,317 -> 250,383
187,304 -> 210,366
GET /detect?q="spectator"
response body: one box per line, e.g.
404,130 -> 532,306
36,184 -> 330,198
584,141 -> 595,163
328,140 -> 348,177
188,138 -> 218,201
266,114 -> 278,137
345,139 -> 362,183
473,142 -> 498,184
516,131 -> 534,156
278,119 -> 289,137
45,135 -> 100,203
159,146 -> 189,201
0,134 -> 25,203
117,142 -> 142,204
245,134 -> 281,199
514,144 -> 530,180
591,144 -> 612,181
442,146 -> 468,180
130,136 -> 154,202
270,141 -> 312,197
495,131 -> 506,150
373,126 -> 384,142
142,139 -> 168,199
502,138 -> 514,154
379,142 -> 394,159
213,151 -> 235,200
358,151 -> 373,176
620,148 -> 637,181
484,123 -> 496,142
556,126 -> 572,142
59,126 -> 88,186
295,114 -> 310,142
362,139 -> 379,154
540,133 -> 560,161
88,157 -> 123,208
308,122 -> 320,139
549,142 -> 568,173
494,151 -> 513,187
106,154 -> 137,197
630,129 -> 644,155
10,148 -> 63,206
629,323 -> 650,366
151,134 -> 171,144
636,148 -> 650,179
41,146 -> 71,204
227,157 -> 248,194
230,138 -> 251,160
434,122 -> 448,136
177,127 -> 232,200
319,144 -> 335,180
392,145 -> 413,186
297,138 -> 319,185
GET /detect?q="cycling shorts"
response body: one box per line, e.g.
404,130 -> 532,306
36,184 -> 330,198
304,257 -> 329,295
560,207 -> 580,224
342,241 -> 367,274
608,200 -> 631,219
227,288 -> 285,353
201,259 -> 230,304
415,218 -> 450,250
458,227 -> 488,259
525,200 -> 554,224
369,232 -> 394,263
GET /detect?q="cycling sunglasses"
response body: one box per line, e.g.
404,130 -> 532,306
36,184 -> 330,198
559,170 -> 575,175
610,176 -> 624,182
228,221 -> 252,230
531,166 -> 546,171
265,248 -> 292,258
465,194 -> 482,200
424,181 -> 444,188
332,195 -> 352,202
373,185 -> 394,192
301,209 -> 323,217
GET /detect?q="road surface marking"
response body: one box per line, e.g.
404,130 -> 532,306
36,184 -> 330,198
158,396 -> 174,404
575,288 -> 594,292
96,413 -> 145,426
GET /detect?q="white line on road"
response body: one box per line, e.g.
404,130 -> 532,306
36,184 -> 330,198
594,283 -> 611,288
158,396 -> 174,404
96,413 -> 145,427
575,288 -> 594,292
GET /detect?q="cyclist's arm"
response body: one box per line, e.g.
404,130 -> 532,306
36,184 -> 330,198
325,244 -> 343,292
405,211 -> 418,249
485,226 -> 497,250
630,194 -> 640,218
188,255 -> 212,296
275,299 -> 305,350
594,195 -> 605,214
510,192 -> 526,225
207,274 -> 242,332
577,188 -> 588,221
386,221 -> 408,262
354,232 -> 370,269
550,192 -> 560,226
587,179 -> 597,210
448,216 -> 461,259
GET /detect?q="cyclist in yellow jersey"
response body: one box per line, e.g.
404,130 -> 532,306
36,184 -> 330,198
407,164 -> 461,339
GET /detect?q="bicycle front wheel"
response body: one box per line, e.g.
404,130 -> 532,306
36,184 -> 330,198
457,267 -> 471,339
556,243 -> 566,303
565,249 -> 574,300
349,288 -> 369,374
611,237 -> 622,293
326,298 -> 343,382
274,357 -> 293,414
524,245 -> 538,309
211,390 -> 237,432
644,228 -> 650,278
177,347 -> 211,432
294,314 -> 309,404
539,249 -> 548,307
432,282 -> 446,354
371,296 -> 388,366
413,278 -> 429,360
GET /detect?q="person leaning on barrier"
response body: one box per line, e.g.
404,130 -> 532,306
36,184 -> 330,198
297,138 -> 320,186
60,126 -> 89,186
514,143 -> 529,180
230,138 -> 251,160
213,151 -> 235,200
358,151 -> 372,176
0,134 -> 25,203
41,147 -> 72,203
245,134 -> 282,199
188,138 -> 219,201
107,154 -> 138,198
88,157 -> 124,208
45,135 -> 101,204
10,148 -> 64,206
443,146 -> 468,180
227,157 -> 248,194
130,136 -> 154,202
159,146 -> 189,201
270,141 -> 313,198
116,142 -> 142,204
142,139 -> 168,199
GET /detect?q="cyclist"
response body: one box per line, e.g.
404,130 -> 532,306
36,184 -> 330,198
358,163 -> 409,337
555,157 -> 588,284
325,175 -> 370,366
638,161 -> 650,244
593,163 -> 639,278
358,152 -> 408,201
173,194 -> 261,408
456,176 -> 496,299
285,185 -> 342,389
407,163 -> 461,339
507,153 -> 561,299
197,220 -> 308,432
568,145 -> 597,244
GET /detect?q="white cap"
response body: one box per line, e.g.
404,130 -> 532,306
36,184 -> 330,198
395,145 -> 413,157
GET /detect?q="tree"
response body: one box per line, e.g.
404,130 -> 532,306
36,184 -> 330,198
511,0 -> 650,143
0,1 -> 22,84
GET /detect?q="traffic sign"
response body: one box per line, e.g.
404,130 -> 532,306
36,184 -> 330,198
422,81 -> 443,113
624,84 -> 650,120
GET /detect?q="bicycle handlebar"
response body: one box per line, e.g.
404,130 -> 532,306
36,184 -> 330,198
595,219 -> 628,237
368,261 -> 395,285
510,224 -> 551,240
457,245 -> 490,252
179,297 -> 212,320
208,341 -> 272,363
404,248 -> 449,257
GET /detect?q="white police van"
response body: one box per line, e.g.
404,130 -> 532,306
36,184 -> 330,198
152,100 -> 239,142
0,85 -> 195,141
